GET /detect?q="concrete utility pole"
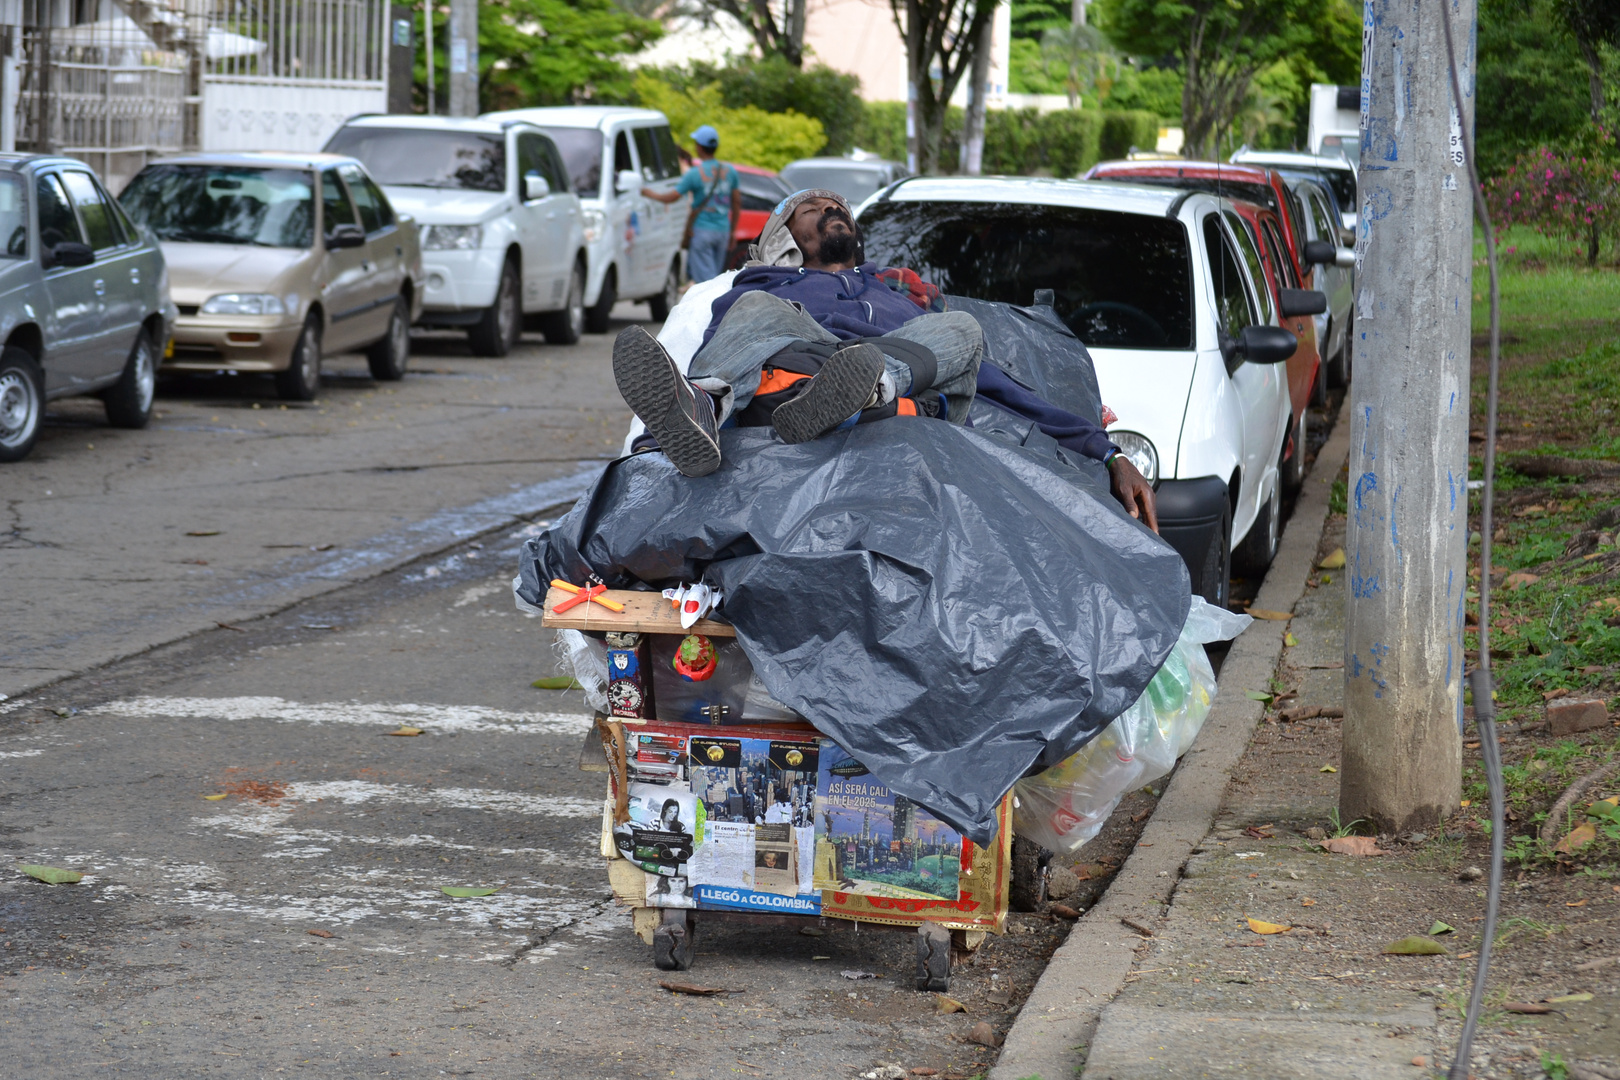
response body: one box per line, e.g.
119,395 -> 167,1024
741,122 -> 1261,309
447,0 -> 477,117
1340,0 -> 1475,831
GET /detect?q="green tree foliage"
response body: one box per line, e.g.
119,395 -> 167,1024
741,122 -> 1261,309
471,0 -> 662,111
858,101 -> 1138,176
1099,109 -> 1161,157
1041,20 -> 1117,107
1009,37 -> 1066,94
633,73 -> 827,170
638,57 -> 863,156
1104,65 -> 1184,119
1011,0 -> 1070,40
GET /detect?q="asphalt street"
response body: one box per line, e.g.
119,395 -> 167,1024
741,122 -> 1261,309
0,309 -> 1050,1078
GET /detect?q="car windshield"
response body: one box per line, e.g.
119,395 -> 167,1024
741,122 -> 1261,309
539,126 -> 603,197
859,200 -> 1194,350
120,165 -> 314,247
781,164 -> 889,205
324,127 -> 505,192
737,171 -> 791,213
0,175 -> 24,258
1318,167 -> 1357,213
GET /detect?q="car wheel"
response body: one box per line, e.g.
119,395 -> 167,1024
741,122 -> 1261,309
1195,497 -> 1233,608
102,328 -> 157,429
275,315 -> 322,402
647,260 -> 680,323
1280,408 -> 1308,496
469,259 -> 520,357
0,346 -> 43,462
366,295 -> 411,381
584,267 -> 616,334
1235,476 -> 1282,574
540,261 -> 586,345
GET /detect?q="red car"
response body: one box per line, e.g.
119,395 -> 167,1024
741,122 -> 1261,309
728,164 -> 794,270
1085,161 -> 1331,494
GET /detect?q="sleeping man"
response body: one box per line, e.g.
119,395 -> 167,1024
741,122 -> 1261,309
610,188 -> 1158,530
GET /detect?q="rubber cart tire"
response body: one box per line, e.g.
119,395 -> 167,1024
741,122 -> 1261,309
652,908 -> 695,971
916,921 -> 951,992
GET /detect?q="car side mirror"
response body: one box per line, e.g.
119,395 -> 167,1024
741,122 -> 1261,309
1227,324 -> 1297,365
524,172 -> 549,201
1277,288 -> 1328,318
1334,246 -> 1354,268
47,241 -> 94,268
326,223 -> 365,249
616,169 -> 640,195
1302,239 -> 1335,265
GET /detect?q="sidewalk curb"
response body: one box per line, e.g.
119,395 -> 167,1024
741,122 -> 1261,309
991,400 -> 1352,1080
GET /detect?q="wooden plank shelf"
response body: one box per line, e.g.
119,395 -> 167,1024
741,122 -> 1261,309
539,586 -> 736,638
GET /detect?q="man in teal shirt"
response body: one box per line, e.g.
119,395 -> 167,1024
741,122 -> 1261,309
642,124 -> 740,283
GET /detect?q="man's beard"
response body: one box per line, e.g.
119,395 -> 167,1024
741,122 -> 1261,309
817,214 -> 859,264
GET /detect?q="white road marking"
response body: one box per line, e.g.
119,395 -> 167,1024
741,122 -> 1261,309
453,581 -> 506,607
0,748 -> 44,758
287,779 -> 600,818
92,695 -> 592,735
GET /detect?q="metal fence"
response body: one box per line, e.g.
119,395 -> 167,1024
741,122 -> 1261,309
206,0 -> 387,84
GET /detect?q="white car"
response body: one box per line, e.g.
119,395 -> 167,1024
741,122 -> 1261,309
480,106 -> 686,332
856,177 -> 1301,604
324,116 -> 587,356
1231,148 -> 1358,236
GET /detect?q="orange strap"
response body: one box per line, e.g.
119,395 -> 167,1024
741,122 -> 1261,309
895,397 -> 918,417
757,367 -> 811,397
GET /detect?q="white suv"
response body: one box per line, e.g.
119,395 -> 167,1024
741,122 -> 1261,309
856,177 -> 1301,604
325,116 -> 586,356
480,106 -> 685,332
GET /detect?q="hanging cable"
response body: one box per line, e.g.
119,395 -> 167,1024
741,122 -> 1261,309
1437,3 -> 1505,1077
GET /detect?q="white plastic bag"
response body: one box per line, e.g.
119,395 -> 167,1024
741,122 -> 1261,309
1011,597 -> 1251,854
554,628 -> 609,713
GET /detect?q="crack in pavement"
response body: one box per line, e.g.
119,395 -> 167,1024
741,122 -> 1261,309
499,898 -> 616,969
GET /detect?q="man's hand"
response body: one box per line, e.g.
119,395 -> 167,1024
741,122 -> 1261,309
1109,455 -> 1158,533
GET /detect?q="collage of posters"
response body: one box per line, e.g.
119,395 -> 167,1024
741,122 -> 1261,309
813,743 -> 965,902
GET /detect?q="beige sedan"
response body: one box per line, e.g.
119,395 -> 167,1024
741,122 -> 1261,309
119,152 -> 423,401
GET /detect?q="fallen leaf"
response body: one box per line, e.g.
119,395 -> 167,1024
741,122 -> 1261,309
985,988 -> 1012,1005
1460,799 -> 1472,807
1317,548 -> 1347,569
1505,572 -> 1541,590
384,726 -> 425,737
1502,1001 -> 1553,1014
185,529 -> 221,536
841,970 -> 879,980
1247,608 -> 1293,621
1547,993 -> 1594,1003
1049,904 -> 1081,919
1555,822 -> 1598,853
799,926 -> 824,936
912,1068 -> 940,1076
1284,632 -> 1299,647
935,994 -> 967,1014
1429,921 -> 1455,936
1301,898 -> 1316,907
440,886 -> 500,898
659,980 -> 731,996
1320,836 -> 1386,856
812,955 -> 831,960
1320,765 -> 1338,773
18,865 -> 83,885
306,929 -> 334,939
1245,690 -> 1275,703
1247,918 -> 1290,935
202,793 -> 228,801
530,676 -> 582,690
966,1021 -> 1001,1048
1382,936 -> 1449,956
1568,899 -> 1589,908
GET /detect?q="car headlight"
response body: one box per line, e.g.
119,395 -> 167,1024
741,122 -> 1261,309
581,208 -> 605,244
424,224 -> 482,251
199,292 -> 286,316
1110,430 -> 1159,485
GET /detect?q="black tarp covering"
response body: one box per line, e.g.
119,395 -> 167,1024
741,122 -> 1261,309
517,418 -> 1191,844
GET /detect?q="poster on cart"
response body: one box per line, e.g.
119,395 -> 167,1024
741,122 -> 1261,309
814,743 -> 964,902
615,782 -> 701,876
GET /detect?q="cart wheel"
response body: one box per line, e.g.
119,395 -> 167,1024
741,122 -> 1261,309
653,908 -> 696,971
916,920 -> 951,992
1009,835 -> 1051,913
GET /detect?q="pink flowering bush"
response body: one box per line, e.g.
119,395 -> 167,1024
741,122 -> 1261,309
1485,127 -> 1620,266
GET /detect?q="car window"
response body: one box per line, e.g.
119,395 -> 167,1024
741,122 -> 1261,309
120,165 -> 314,248
1306,190 -> 1335,243
632,127 -> 659,183
361,173 -> 395,228
538,127 -> 601,197
541,139 -> 571,196
1203,214 -> 1256,337
322,169 -> 357,237
653,126 -> 682,180
0,175 -> 25,258
36,172 -> 84,254
61,171 -> 122,250
614,131 -> 633,178
1224,211 -> 1274,324
737,172 -> 788,213
324,126 -> 505,192
859,200 -> 1194,350
1321,168 -> 1357,215
1261,218 -> 1297,289
340,164 -> 383,233
1279,184 -> 1308,252
516,132 -> 548,198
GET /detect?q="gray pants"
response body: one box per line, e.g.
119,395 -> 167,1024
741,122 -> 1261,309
688,291 -> 983,426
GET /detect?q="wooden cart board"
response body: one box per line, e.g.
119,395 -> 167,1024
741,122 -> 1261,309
540,586 -> 735,637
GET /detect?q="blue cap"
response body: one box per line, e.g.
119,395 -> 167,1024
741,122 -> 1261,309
690,125 -> 720,149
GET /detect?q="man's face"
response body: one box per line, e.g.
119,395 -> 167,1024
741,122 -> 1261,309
788,196 -> 859,269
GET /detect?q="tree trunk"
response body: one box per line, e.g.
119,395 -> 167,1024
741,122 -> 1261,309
1589,219 -> 1600,266
914,91 -> 946,175
961,14 -> 991,174
786,0 -> 806,67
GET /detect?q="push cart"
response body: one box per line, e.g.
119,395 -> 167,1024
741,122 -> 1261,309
542,586 -> 1048,992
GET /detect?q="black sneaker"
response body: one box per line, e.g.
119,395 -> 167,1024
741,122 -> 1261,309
773,342 -> 885,445
612,327 -> 721,477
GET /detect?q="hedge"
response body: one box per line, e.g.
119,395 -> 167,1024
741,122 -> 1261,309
853,103 -> 1143,177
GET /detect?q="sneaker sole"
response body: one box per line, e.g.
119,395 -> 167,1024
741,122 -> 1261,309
612,327 -> 721,477
773,343 -> 885,445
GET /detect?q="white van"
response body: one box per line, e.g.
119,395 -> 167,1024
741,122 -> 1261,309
480,106 -> 686,331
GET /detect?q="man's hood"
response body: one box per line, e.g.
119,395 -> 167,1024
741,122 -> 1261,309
746,188 -> 851,268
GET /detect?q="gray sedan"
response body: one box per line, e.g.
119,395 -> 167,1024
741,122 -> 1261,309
0,154 -> 174,462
